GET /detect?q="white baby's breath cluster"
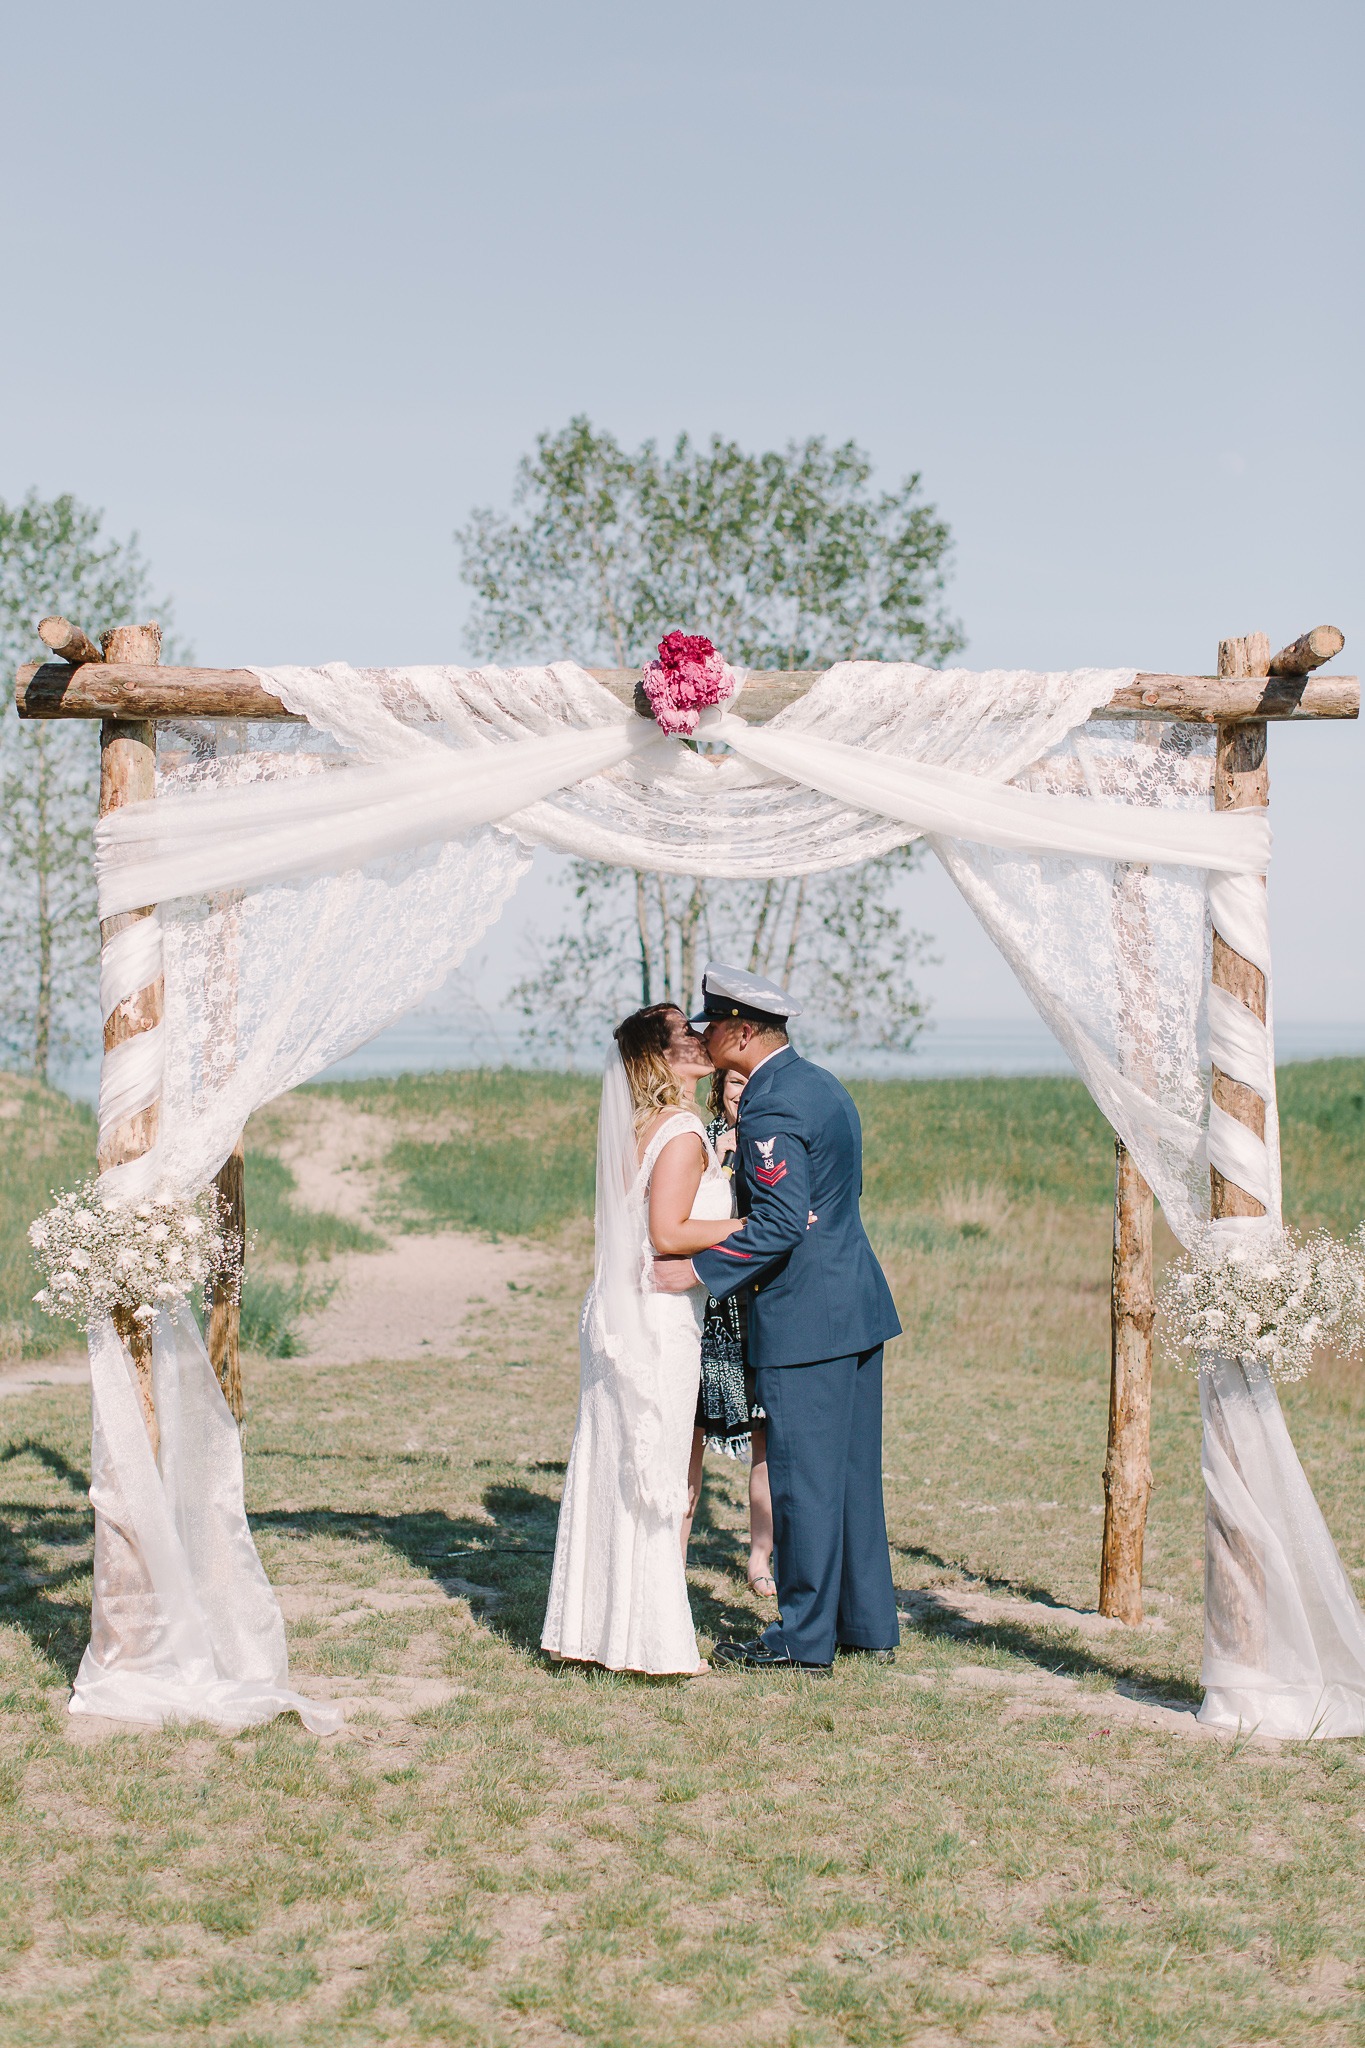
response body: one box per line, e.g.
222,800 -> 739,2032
1159,1224 -> 1365,1383
29,1181 -> 239,1332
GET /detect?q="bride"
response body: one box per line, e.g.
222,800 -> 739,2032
541,1005 -> 743,1675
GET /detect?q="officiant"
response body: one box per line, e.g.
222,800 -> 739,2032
654,963 -> 902,1672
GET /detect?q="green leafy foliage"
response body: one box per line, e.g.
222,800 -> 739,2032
0,491 -> 185,1080
457,416 -> 965,671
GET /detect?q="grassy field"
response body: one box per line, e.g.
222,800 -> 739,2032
0,1060 -> 1363,2044
0,1074 -> 97,1359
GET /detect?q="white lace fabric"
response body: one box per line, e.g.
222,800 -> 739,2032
75,657 -> 1365,1739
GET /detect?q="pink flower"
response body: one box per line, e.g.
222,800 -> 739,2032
640,631 -> 737,736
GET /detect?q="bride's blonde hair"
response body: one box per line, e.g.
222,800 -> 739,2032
613,1005 -> 692,1137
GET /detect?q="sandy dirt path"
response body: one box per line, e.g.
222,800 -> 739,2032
261,1091 -> 562,1366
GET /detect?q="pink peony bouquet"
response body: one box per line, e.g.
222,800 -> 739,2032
639,631 -> 738,738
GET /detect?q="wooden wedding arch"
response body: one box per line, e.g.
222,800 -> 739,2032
16,620 -> 1359,1625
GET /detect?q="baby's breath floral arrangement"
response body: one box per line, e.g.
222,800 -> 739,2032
1159,1224 -> 1365,1383
29,1182 -> 241,1333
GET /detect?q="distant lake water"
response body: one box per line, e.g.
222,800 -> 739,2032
316,1014 -> 1365,1085
52,1015 -> 1365,1106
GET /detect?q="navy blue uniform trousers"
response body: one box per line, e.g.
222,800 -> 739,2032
754,1346 -> 900,1665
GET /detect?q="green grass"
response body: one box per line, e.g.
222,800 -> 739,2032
236,1150 -> 382,1358
0,1059 -> 1363,2043
337,1056 -> 1365,1248
0,1074 -> 95,1357
853,1070 -> 1120,1210
1277,1056 -> 1365,1236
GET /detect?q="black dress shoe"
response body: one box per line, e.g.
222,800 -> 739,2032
712,1638 -> 831,1673
835,1645 -> 896,1665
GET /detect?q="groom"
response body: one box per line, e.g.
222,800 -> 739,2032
654,962 -> 902,1671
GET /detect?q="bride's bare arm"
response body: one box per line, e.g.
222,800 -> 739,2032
648,1133 -> 744,1256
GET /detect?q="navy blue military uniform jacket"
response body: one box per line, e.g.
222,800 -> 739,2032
692,1046 -> 901,1370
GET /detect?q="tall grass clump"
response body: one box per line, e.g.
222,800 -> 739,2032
238,1272 -> 330,1357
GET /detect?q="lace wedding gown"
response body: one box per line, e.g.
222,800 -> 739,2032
542,1111 -> 730,1674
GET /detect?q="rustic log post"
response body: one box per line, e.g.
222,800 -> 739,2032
203,717 -> 248,1423
209,1138 -> 246,1423
1210,633 -> 1270,1223
1100,1141 -> 1155,1621
1098,740 -> 1161,1625
1201,629 -> 1273,1665
97,621 -> 164,1458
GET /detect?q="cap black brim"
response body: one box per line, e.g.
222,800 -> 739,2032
690,1003 -> 788,1028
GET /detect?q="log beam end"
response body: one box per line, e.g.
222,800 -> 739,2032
38,615 -> 104,665
1269,624 -> 1345,677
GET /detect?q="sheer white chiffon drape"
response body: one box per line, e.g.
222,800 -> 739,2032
78,658 -> 1365,1738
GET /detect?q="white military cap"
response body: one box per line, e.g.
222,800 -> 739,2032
689,961 -> 803,1028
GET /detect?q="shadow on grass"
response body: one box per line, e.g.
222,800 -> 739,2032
891,1540 -> 1202,1703
679,1483 -> 768,1648
932,1615 -> 1203,1705
0,1454 -> 1198,1703
252,1482 -> 565,1655
892,1534 -> 1081,1611
253,1474 -> 764,1663
0,1438 -> 97,1682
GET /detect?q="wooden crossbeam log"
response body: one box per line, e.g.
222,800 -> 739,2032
14,658 -> 1360,725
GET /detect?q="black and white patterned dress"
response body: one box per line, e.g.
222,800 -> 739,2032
694,1113 -> 766,1458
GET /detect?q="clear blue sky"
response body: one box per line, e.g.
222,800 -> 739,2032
4,1 -> 1361,1022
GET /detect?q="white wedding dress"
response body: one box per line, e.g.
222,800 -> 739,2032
541,1110 -> 731,1674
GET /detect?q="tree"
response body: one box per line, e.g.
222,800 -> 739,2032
0,491 -> 182,1082
457,421 -> 963,1061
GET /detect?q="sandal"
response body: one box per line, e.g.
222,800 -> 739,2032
747,1571 -> 778,1599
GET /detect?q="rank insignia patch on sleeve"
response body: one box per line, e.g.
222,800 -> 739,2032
753,1136 -> 786,1187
